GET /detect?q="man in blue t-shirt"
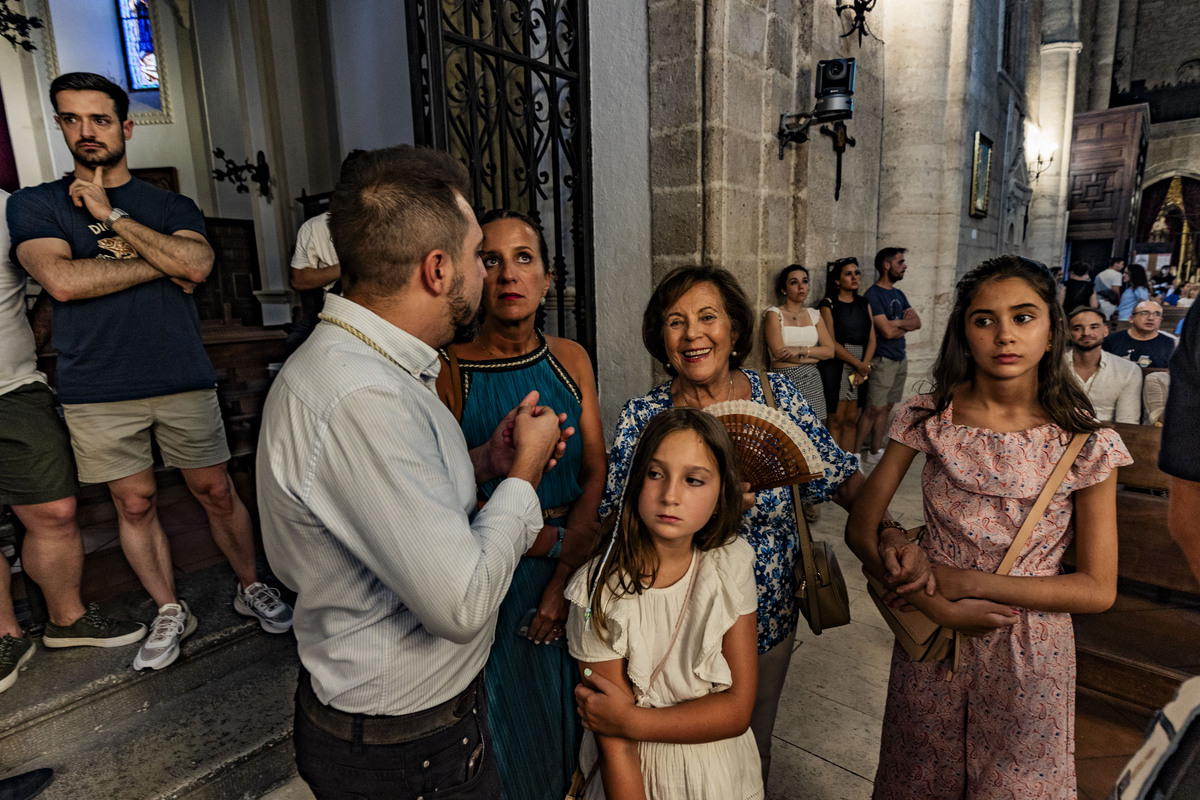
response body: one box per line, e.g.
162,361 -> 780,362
1101,300 -> 1176,369
8,73 -> 291,673
861,247 -> 921,465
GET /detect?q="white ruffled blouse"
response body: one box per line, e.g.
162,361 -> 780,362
565,538 -> 764,800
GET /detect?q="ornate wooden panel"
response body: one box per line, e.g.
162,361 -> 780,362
1067,105 -> 1150,254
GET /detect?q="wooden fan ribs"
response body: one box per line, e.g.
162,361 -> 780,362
702,400 -> 826,492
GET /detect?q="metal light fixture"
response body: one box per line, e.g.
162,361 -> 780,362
1025,124 -> 1057,185
1,0 -> 42,51
212,149 -> 272,199
836,0 -> 877,47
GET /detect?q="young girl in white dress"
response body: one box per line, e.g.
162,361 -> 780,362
566,408 -> 763,800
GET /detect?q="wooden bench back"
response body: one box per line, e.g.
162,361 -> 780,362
1109,423 -> 1200,594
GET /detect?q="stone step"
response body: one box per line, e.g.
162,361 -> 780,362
11,638 -> 298,800
0,561 -> 301,798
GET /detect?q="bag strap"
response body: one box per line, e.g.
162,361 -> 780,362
645,550 -> 701,693
759,370 -> 824,634
995,432 -> 1087,577
440,347 -> 464,422
573,553 -> 701,797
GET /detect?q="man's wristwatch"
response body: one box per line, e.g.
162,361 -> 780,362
878,518 -> 905,535
106,208 -> 130,227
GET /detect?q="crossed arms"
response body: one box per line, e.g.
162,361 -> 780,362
14,167 -> 213,302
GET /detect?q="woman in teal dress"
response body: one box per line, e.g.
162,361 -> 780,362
437,210 -> 606,800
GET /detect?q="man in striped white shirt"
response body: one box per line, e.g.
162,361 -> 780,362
257,146 -> 568,799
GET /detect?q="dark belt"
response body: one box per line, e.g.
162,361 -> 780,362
297,667 -> 481,745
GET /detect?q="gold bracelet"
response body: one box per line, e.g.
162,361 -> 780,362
878,518 -> 904,535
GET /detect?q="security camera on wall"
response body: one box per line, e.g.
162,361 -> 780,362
776,57 -> 857,157
813,58 -> 855,122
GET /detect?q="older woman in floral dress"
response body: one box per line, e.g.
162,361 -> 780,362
600,265 -> 903,783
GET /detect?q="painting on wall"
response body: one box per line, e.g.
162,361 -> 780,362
970,132 -> 993,218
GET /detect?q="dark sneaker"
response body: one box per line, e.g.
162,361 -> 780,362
234,581 -> 293,633
132,601 -> 198,671
42,604 -> 146,649
0,767 -> 54,799
0,634 -> 34,693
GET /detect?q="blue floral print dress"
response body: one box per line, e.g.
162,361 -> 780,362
600,370 -> 859,653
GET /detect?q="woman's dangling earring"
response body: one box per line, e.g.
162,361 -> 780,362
540,295 -> 547,307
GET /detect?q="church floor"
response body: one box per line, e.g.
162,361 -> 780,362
263,452 -> 1152,800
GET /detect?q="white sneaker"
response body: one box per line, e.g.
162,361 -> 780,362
234,582 -> 293,633
132,601 -> 198,671
861,449 -> 883,468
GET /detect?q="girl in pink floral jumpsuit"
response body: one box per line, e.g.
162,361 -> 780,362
847,255 -> 1130,799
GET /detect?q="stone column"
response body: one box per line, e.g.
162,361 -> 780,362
1085,0 -> 1120,111
1027,38 -> 1083,267
647,0 -> 809,370
876,0 -> 974,391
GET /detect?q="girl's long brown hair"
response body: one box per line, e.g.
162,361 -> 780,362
587,408 -> 744,642
915,254 -> 1101,434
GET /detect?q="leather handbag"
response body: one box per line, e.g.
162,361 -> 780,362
757,371 -> 851,635
865,431 -> 1086,679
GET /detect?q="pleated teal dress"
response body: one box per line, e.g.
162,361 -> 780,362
447,332 -> 583,800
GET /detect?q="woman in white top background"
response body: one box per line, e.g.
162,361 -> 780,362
764,264 -> 835,420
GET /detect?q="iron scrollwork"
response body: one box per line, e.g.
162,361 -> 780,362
408,0 -> 594,357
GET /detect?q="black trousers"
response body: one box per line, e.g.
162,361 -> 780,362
293,677 -> 501,799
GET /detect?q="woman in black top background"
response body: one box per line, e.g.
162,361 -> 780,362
818,258 -> 876,453
1061,261 -> 1098,312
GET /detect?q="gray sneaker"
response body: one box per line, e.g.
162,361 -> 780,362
42,604 -> 146,648
132,601 -> 198,671
0,634 -> 34,693
234,582 -> 293,633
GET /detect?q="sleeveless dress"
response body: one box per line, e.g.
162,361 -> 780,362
565,539 -> 764,799
448,332 -> 584,800
872,397 -> 1131,800
766,306 -> 826,419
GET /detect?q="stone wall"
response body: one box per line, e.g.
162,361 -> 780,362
591,0 -> 654,439
647,0 -> 887,375
877,0 -> 975,392
1145,119 -> 1200,185
798,1 -> 884,303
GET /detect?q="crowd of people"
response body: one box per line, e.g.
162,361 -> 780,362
2,70 -> 1199,800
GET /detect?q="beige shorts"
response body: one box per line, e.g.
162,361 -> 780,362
62,389 -> 230,484
866,357 -> 908,407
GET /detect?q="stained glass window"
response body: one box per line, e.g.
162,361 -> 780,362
116,0 -> 158,91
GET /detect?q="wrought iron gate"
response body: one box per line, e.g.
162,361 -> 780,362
407,0 -> 595,357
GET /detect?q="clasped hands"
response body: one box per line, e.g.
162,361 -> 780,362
876,530 -> 1019,637
477,390 -> 574,485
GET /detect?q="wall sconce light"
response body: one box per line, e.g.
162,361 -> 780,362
836,0 -> 877,47
212,149 -> 272,199
1025,125 -> 1057,185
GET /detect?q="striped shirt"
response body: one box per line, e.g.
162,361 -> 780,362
256,294 -> 542,715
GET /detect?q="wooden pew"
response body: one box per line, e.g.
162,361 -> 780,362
1110,423 -> 1198,593
1073,422 -> 1200,710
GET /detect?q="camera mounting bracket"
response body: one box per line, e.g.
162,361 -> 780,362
777,111 -> 816,159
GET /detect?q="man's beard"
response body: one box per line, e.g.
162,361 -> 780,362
889,266 -> 905,282
1071,340 -> 1102,352
447,270 -> 484,344
70,139 -> 125,169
